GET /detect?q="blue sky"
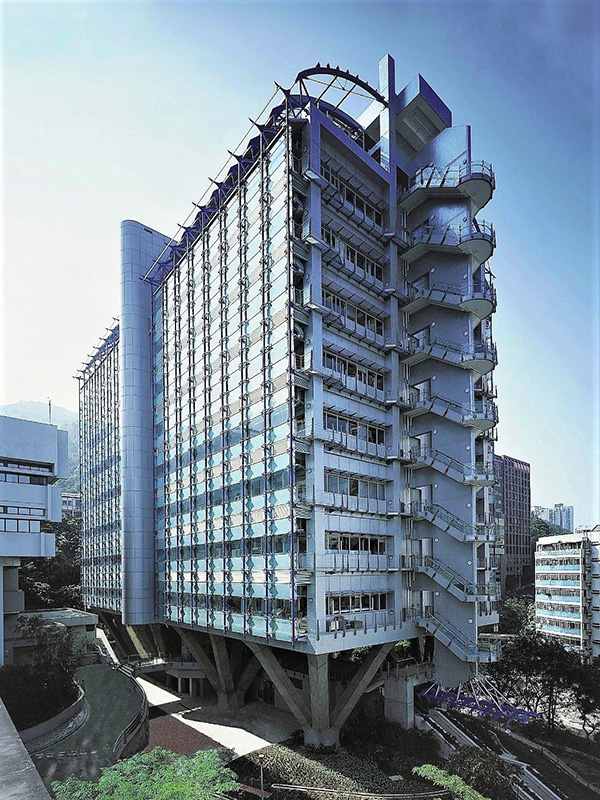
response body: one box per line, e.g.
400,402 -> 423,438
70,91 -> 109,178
2,0 -> 599,524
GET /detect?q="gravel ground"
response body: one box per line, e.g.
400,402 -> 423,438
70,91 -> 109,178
144,712 -> 222,755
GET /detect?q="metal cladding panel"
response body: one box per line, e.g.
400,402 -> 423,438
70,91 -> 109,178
120,221 -> 171,625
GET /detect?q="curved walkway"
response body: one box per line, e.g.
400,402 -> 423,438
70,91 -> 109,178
33,663 -> 145,789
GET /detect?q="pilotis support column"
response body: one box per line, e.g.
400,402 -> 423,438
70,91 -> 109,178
306,654 -> 338,747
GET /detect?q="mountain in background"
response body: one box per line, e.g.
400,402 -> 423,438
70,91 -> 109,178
0,401 -> 79,492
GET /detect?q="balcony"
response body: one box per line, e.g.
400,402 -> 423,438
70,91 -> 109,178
403,221 -> 495,265
317,609 -> 397,639
296,552 -> 409,573
401,336 -> 497,375
406,390 -> 498,432
295,486 -> 397,516
298,419 -> 388,460
399,161 -> 495,213
402,277 -> 496,320
415,555 -> 499,603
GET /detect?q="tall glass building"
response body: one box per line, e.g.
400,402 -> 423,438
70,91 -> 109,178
79,55 -> 500,745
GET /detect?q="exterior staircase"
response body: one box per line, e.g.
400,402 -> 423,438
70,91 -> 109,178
407,446 -> 495,486
412,501 -> 495,544
418,610 -> 501,663
406,391 -> 497,431
415,555 -> 499,602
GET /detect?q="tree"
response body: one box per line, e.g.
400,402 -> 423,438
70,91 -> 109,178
412,764 -> 491,800
530,515 -> 570,550
569,657 -> 600,741
446,746 -> 519,799
19,516 -> 82,609
52,747 -> 239,800
0,615 -> 85,729
497,598 -> 535,635
486,631 -> 580,728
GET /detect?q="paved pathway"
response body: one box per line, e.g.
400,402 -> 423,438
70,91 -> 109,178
138,676 -> 297,759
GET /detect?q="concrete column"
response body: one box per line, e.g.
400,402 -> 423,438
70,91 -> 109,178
306,654 -> 337,747
120,220 -> 170,625
126,625 -> 155,658
150,623 -> 168,655
383,675 -> 415,729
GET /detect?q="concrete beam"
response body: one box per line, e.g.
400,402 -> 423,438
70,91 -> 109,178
178,630 -> 238,710
127,624 -> 156,658
330,642 -> 395,730
150,623 -> 168,655
178,630 -> 220,691
98,612 -> 136,660
248,643 -> 311,729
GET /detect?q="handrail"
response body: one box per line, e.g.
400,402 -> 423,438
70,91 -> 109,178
409,220 -> 495,247
416,555 -> 499,597
407,277 -> 496,306
408,335 -> 497,363
400,160 -> 494,198
409,390 -> 497,421
112,665 -> 149,759
413,501 -> 496,541
409,445 -> 494,480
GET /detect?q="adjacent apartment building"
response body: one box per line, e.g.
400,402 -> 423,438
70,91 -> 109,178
79,55 -> 500,744
535,526 -> 600,660
0,416 -> 67,665
533,504 -> 574,533
493,454 -> 531,590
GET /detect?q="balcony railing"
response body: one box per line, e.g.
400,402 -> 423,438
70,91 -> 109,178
318,609 -> 397,638
295,552 -> 409,573
294,486 -> 397,515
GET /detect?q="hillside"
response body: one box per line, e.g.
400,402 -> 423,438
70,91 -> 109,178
0,401 -> 79,492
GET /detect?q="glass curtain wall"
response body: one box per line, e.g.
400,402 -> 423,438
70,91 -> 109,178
154,130 -> 300,642
79,334 -> 121,611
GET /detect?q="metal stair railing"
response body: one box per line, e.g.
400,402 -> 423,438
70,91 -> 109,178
413,501 -> 495,542
417,556 -> 499,597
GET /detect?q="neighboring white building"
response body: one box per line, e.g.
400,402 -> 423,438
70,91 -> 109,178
0,415 -> 68,665
535,526 -> 600,660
